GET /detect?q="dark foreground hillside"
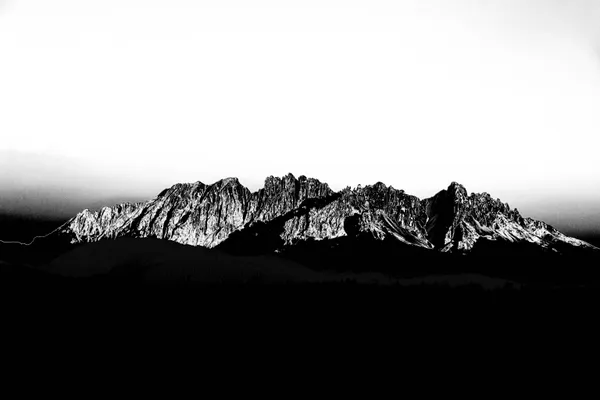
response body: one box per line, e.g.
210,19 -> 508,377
2,237 -> 600,322
3,269 -> 600,342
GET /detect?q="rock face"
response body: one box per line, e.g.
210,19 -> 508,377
278,182 -> 432,248
59,174 -> 334,248
420,181 -> 594,253
57,174 -> 597,254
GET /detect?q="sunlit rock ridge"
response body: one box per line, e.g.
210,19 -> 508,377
58,173 -> 597,254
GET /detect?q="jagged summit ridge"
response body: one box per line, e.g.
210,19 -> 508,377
60,173 -> 332,248
58,175 -> 597,253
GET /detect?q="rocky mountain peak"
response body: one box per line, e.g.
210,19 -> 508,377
447,182 -> 468,201
217,177 -> 241,187
260,173 -> 332,197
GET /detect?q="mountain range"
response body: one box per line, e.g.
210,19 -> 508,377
54,173 -> 596,254
2,174 -> 599,290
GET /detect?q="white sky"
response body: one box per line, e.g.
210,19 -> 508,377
1,0 -> 600,234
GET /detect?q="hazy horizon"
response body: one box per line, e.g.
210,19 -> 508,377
1,149 -> 599,239
1,1 -> 599,238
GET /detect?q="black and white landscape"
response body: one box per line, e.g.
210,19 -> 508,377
1,174 -> 598,296
2,2 -> 600,313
